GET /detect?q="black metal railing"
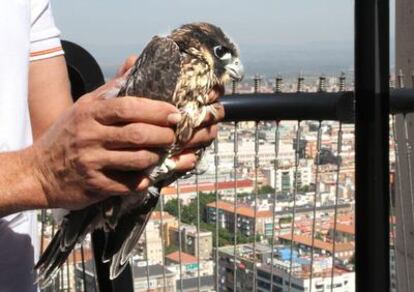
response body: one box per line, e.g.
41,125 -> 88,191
35,0 -> 413,289
47,39 -> 414,291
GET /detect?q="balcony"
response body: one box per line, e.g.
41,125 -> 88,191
36,2 -> 414,292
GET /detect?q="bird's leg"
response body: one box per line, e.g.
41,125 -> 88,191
188,147 -> 209,175
147,186 -> 161,198
148,100 -> 216,182
146,156 -> 177,185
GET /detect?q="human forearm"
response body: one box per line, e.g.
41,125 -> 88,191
0,147 -> 46,217
29,56 -> 72,140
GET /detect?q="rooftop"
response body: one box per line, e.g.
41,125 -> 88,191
259,263 -> 353,280
133,264 -> 175,279
166,251 -> 199,264
150,211 -> 176,221
278,233 -> 354,253
176,275 -> 215,290
162,179 -> 253,195
206,200 -> 272,218
333,222 -> 355,235
218,243 -> 272,258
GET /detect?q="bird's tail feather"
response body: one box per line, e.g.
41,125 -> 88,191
35,228 -> 76,288
107,188 -> 160,279
109,213 -> 152,280
35,208 -> 99,288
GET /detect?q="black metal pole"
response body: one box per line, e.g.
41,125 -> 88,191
355,1 -> 390,292
221,92 -> 354,123
220,89 -> 414,123
91,230 -> 134,292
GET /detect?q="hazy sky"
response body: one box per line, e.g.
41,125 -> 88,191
52,0 -> 395,76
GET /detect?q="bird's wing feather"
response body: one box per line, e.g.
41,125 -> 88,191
101,36 -> 183,278
108,190 -> 159,279
35,206 -> 100,288
118,35 -> 182,102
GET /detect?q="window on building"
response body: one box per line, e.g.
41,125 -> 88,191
257,270 -> 271,280
258,280 -> 271,289
272,285 -> 283,292
273,275 -> 283,284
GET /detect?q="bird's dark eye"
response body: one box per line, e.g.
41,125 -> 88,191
214,45 -> 232,60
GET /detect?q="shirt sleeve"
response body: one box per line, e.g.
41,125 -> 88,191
30,0 -> 64,62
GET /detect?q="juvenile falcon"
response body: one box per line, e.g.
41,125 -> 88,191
35,22 -> 244,286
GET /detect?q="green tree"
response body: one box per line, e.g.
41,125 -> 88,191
165,244 -> 179,255
299,185 -> 310,192
164,198 -> 179,217
163,192 -> 263,248
315,232 -> 324,240
258,185 -> 275,195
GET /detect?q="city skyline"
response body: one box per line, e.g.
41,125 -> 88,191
38,3 -> 401,291
53,1 -> 396,77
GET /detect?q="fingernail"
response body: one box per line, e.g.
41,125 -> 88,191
167,113 -> 182,124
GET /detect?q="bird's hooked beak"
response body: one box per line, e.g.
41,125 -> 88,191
225,57 -> 244,81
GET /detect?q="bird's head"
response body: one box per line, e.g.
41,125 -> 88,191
171,22 -> 244,85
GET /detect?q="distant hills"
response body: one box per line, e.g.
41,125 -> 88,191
100,40 -> 395,79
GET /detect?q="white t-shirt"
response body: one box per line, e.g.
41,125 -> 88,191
0,1 -> 63,291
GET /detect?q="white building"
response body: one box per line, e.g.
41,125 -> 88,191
218,243 -> 355,292
137,219 -> 164,265
211,140 -> 296,169
257,258 -> 355,292
263,163 -> 313,193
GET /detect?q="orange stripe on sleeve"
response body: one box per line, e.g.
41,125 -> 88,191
30,46 -> 63,57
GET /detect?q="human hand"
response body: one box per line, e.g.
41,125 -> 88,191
116,54 -> 225,156
21,54 -> 223,211
115,55 -> 225,174
29,78 -> 184,210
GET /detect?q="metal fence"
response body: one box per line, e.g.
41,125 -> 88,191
38,41 -> 414,292
37,1 -> 414,290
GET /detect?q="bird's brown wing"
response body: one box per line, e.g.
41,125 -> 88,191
103,36 -> 183,279
118,35 -> 182,102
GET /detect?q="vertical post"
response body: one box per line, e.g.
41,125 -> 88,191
318,75 -> 327,92
274,75 -> 283,93
354,1 -> 390,292
91,230 -> 134,292
254,74 -> 261,94
297,72 -> 304,93
395,1 -> 414,291
339,72 -> 346,92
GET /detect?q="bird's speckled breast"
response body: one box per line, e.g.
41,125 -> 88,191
172,52 -> 214,108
